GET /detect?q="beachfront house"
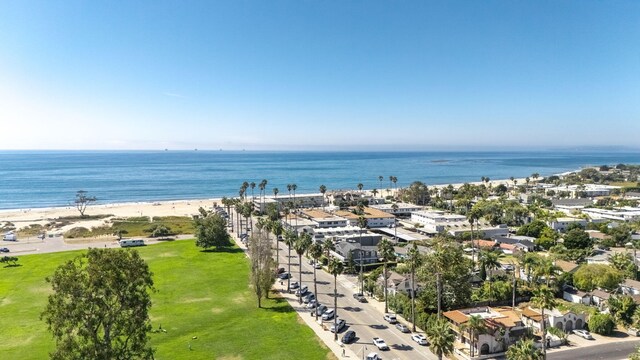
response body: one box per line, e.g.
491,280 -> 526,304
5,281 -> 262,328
334,207 -> 396,228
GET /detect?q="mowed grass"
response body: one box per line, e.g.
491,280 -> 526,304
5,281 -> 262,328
0,240 -> 334,360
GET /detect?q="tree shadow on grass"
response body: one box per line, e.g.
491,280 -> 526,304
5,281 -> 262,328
263,297 -> 296,313
200,247 -> 244,254
3,264 -> 22,268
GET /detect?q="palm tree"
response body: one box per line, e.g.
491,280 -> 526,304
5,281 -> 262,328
532,285 -> 557,359
460,315 -> 486,358
479,250 -> 503,304
534,258 -> 561,287
357,183 -> 364,193
291,183 -> 298,228
389,175 -> 394,195
391,202 -> 399,243
426,317 -> 455,360
378,175 -> 384,194
322,239 -> 335,261
519,252 -> 540,289
378,238 -> 396,313
328,257 -> 344,341
294,232 -> 312,303
406,243 -> 422,331
250,181 -> 256,201
507,338 -> 543,360
307,242 -> 323,320
392,176 -> 398,195
357,215 -> 368,294
319,185 -> 327,210
372,188 -> 378,198
271,220 -> 283,269
273,187 -> 279,200
284,230 -> 298,293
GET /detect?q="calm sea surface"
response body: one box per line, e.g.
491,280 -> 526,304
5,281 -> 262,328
1,150 -> 639,210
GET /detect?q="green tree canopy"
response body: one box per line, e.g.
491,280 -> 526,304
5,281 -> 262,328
42,248 -> 154,360
588,313 -> 615,335
194,208 -> 232,250
517,220 -> 551,238
573,264 -> 623,292
563,228 -> 594,250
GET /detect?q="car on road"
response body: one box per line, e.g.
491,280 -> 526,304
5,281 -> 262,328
383,314 -> 398,324
314,262 -> 323,269
276,267 -> 285,274
330,318 -> 346,333
306,299 -> 318,308
366,353 -> 381,360
342,330 -> 356,344
395,323 -> 410,333
573,329 -> 594,340
373,337 -> 389,351
0,247 -> 9,253
353,293 -> 367,303
295,285 -> 308,296
411,334 -> 428,346
322,309 -> 335,321
313,304 -> 327,316
290,281 -> 299,289
303,293 -> 315,304
278,272 -> 291,279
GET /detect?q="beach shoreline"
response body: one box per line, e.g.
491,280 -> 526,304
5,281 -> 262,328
0,174 -> 541,235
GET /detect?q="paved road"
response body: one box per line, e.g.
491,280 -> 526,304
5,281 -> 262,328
548,340 -> 640,360
269,234 -> 436,360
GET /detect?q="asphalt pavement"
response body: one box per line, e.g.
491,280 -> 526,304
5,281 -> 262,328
548,340 -> 640,360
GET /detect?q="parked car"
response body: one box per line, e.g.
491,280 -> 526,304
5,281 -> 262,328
353,293 -> 367,303
628,328 -> 640,337
295,285 -> 308,296
0,247 -> 9,253
314,262 -> 323,269
276,267 -> 286,274
303,293 -> 315,304
373,337 -> 389,351
330,318 -> 346,333
573,329 -> 594,340
342,330 -> 356,344
395,323 -> 410,333
411,334 -> 428,346
366,353 -> 381,360
383,314 -> 398,324
278,272 -> 291,280
313,304 -> 327,316
290,281 -> 299,289
306,299 -> 318,308
322,309 -> 335,321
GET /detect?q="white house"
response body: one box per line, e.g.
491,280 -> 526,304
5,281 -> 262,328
562,286 -> 591,305
549,217 -> 588,232
521,307 -> 586,333
334,207 -> 396,228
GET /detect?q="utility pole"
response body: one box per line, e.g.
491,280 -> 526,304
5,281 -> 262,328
437,272 -> 442,318
512,266 -> 517,309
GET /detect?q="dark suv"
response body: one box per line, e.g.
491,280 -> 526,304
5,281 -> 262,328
342,330 -> 356,344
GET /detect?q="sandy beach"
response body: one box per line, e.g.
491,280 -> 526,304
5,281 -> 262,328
0,176 -> 531,237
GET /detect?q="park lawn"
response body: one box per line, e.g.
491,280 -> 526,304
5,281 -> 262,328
0,240 -> 333,360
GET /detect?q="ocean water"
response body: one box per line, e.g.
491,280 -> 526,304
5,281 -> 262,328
1,150 -> 639,210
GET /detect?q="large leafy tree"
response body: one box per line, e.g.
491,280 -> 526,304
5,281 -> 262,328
417,237 -> 473,312
573,264 -> 623,292
563,228 -> 594,250
249,232 -> 275,308
42,248 -> 154,360
194,208 -> 232,250
400,181 -> 431,205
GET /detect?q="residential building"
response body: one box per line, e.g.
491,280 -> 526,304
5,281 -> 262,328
620,279 -> 640,296
549,217 -> 588,232
492,235 -> 536,252
562,286 -> 591,305
444,307 -> 529,356
333,241 -> 378,264
300,209 -> 349,228
591,289 -> 611,308
254,193 -> 326,213
334,207 -> 396,228
521,307 -> 586,333
581,207 -> 640,222
369,202 -> 422,217
547,184 -> 619,198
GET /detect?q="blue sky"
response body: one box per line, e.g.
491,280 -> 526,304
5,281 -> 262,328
1,1 -> 639,150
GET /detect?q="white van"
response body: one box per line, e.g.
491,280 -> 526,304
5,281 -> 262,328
3,231 -> 17,241
119,239 -> 145,247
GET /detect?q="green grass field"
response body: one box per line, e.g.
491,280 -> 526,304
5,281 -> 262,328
0,240 -> 333,360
